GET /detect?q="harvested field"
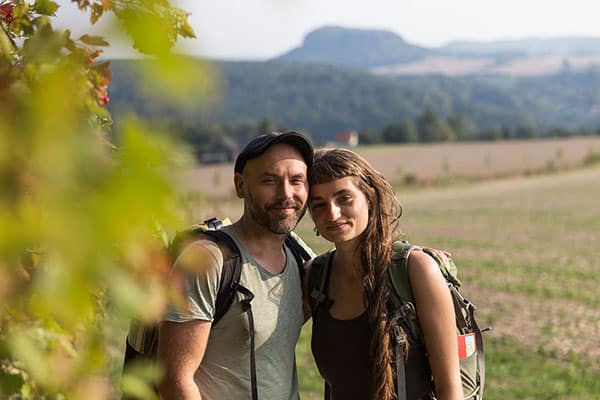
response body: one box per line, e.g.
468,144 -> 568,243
182,137 -> 600,198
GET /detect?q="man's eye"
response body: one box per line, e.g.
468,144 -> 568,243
291,178 -> 306,185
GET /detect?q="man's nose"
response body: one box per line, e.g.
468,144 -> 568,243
279,180 -> 294,199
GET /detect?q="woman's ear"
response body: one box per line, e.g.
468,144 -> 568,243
234,172 -> 245,199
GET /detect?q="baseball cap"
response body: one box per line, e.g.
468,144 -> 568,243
234,131 -> 314,173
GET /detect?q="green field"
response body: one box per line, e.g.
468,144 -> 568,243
291,165 -> 600,400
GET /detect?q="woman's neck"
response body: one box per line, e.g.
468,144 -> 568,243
332,241 -> 363,279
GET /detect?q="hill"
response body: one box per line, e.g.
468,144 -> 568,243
276,26 -> 431,68
274,26 -> 600,76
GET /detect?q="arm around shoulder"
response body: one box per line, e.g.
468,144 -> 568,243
407,250 -> 463,400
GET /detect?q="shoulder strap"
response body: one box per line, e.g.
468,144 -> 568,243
284,231 -> 314,283
200,228 -> 259,400
308,250 -> 334,314
388,240 -> 419,400
389,240 -> 419,305
200,229 -> 243,326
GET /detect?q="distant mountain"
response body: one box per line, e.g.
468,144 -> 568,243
440,37 -> 600,57
275,26 -> 431,68
274,27 -> 600,76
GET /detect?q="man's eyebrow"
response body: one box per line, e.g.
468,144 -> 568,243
259,172 -> 306,179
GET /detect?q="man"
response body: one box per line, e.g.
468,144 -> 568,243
157,131 -> 315,400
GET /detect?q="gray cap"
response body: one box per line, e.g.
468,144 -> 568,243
234,131 -> 314,173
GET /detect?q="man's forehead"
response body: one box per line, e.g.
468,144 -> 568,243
243,143 -> 307,172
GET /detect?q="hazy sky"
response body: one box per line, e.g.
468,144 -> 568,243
56,0 -> 600,59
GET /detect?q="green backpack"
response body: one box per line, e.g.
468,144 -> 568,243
309,240 -> 487,400
389,241 -> 487,400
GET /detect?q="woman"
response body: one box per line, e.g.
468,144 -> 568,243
305,148 -> 463,400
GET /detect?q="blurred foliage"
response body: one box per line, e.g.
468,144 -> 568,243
0,0 -> 206,398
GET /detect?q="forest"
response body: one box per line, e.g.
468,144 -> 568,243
108,59 -> 600,152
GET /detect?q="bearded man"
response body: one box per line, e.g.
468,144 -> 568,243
157,132 -> 315,400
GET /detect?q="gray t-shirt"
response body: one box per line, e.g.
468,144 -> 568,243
165,227 -> 304,400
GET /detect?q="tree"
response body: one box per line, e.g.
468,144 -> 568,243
359,127 -> 383,145
516,124 -> 538,139
448,114 -> 472,141
417,106 -> 456,143
0,1 -> 203,398
382,121 -> 417,143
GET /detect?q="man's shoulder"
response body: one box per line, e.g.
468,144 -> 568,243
174,237 -> 226,274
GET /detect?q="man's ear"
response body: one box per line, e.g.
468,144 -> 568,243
234,172 -> 245,199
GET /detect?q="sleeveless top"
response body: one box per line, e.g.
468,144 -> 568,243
310,250 -> 435,400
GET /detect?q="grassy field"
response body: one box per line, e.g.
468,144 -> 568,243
171,139 -> 600,399
292,165 -> 600,400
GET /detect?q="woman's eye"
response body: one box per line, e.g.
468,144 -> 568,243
340,196 -> 353,204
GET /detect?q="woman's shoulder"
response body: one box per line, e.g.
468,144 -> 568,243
406,248 -> 441,281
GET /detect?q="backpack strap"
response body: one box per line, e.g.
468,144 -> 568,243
200,229 -> 243,326
195,228 -> 259,400
388,241 -> 421,400
284,231 -> 314,282
307,251 -> 334,400
308,250 -> 334,314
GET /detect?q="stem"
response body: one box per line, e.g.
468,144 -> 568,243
0,18 -> 18,52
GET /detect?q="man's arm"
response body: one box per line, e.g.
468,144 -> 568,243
157,238 -> 225,400
157,320 -> 211,400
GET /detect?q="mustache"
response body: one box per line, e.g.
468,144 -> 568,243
266,201 -> 302,210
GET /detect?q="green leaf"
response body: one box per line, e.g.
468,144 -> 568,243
33,0 -> 59,16
179,19 -> 196,39
90,3 -> 103,25
79,34 -> 110,46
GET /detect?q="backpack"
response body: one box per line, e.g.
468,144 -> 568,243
309,240 -> 487,400
122,218 -> 314,400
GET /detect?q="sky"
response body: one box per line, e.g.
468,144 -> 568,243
55,0 -> 600,60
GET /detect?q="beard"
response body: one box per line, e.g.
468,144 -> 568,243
246,193 -> 306,235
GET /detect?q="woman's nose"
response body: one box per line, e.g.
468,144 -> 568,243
326,203 -> 341,220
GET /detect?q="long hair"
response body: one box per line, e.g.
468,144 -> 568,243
309,148 -> 403,400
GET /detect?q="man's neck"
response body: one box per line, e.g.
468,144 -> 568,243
230,217 -> 288,274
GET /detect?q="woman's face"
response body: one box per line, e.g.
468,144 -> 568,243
309,176 -> 370,245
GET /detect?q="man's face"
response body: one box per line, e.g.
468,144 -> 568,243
235,143 -> 309,235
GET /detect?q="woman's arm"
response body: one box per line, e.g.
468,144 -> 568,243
408,250 -> 463,400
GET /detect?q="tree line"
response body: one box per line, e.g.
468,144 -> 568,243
152,108 -> 600,162
108,60 -> 600,145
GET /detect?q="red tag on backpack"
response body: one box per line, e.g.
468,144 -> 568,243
457,333 -> 476,359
